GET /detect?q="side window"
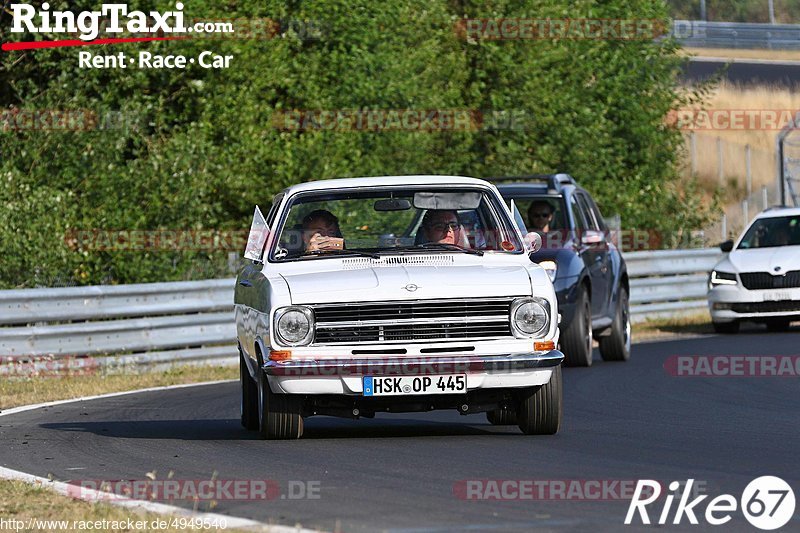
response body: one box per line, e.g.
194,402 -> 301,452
576,194 -> 599,231
586,196 -> 608,232
569,195 -> 588,232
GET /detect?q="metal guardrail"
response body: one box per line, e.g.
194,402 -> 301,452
0,279 -> 238,368
673,20 -> 800,50
0,248 -> 723,365
626,248 -> 722,321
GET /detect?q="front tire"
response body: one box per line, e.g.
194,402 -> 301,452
766,319 -> 791,332
257,358 -> 303,440
712,320 -> 739,334
240,349 -> 258,431
561,287 -> 593,367
599,287 -> 631,362
517,365 -> 562,435
486,408 -> 517,425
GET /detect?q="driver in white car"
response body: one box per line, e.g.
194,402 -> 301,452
419,210 -> 470,247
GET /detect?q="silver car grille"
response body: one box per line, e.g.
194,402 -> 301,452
311,298 -> 515,344
740,271 -> 800,290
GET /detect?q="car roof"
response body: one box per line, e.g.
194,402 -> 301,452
282,175 -> 496,195
491,174 -> 580,197
755,206 -> 800,219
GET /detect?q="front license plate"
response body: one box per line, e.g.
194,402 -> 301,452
363,375 -> 466,396
763,291 -> 791,301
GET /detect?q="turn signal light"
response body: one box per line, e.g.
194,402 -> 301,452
534,340 -> 555,351
269,350 -> 292,361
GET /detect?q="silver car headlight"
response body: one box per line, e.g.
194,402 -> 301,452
274,306 -> 314,346
510,297 -> 550,338
709,270 -> 737,287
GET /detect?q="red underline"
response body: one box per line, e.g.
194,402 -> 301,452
2,36 -> 190,52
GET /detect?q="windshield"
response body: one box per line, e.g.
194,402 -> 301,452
738,215 -> 800,249
270,186 -> 522,260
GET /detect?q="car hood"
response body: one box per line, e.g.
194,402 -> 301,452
726,245 -> 800,273
281,264 -> 532,304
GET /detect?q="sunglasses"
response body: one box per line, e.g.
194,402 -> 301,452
531,213 -> 552,218
429,222 -> 461,232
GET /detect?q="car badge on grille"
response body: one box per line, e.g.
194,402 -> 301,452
775,266 -> 782,272
402,283 -> 419,292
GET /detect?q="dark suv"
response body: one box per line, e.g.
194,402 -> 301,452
494,174 -> 630,366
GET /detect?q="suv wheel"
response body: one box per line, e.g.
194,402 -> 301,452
561,286 -> 592,367
712,320 -> 739,334
599,286 -> 631,362
257,356 -> 303,439
517,365 -> 562,435
240,348 -> 258,430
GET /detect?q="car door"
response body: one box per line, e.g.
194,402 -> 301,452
574,193 -> 610,318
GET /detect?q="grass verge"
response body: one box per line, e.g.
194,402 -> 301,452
0,364 -> 237,411
0,479 -> 241,532
632,311 -> 714,342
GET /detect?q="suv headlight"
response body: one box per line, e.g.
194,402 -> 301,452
709,270 -> 737,287
539,260 -> 557,282
510,297 -> 550,338
274,306 -> 314,346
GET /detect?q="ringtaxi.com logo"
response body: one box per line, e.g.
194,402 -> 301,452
625,477 -> 795,530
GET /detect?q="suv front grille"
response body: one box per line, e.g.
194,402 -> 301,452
311,298 -> 515,344
740,271 -> 800,290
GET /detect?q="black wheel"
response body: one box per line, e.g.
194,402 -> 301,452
599,286 -> 631,362
561,286 -> 592,367
517,365 -> 562,435
257,356 -> 303,440
766,319 -> 791,332
240,349 -> 258,431
486,408 -> 517,425
712,320 -> 739,334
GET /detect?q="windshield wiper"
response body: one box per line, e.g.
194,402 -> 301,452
303,249 -> 382,259
405,243 -> 484,256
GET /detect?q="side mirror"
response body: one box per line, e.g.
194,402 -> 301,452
524,232 -> 542,253
581,230 -> 604,245
720,240 -> 734,252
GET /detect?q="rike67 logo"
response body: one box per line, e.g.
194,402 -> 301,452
625,477 -> 795,530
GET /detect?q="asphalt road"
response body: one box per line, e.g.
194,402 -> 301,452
1,330 -> 799,532
684,57 -> 800,86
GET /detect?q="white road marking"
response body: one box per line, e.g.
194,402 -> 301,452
0,380 -> 324,533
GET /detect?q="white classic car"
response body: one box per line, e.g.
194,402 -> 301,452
235,175 -> 564,439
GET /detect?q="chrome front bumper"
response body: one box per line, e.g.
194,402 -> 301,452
263,350 -> 564,376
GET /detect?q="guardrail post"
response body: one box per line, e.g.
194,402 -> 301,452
721,213 -> 727,240
746,144 -> 752,196
742,200 -> 749,229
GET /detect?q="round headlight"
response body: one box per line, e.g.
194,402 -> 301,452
275,307 -> 313,345
512,299 -> 549,337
